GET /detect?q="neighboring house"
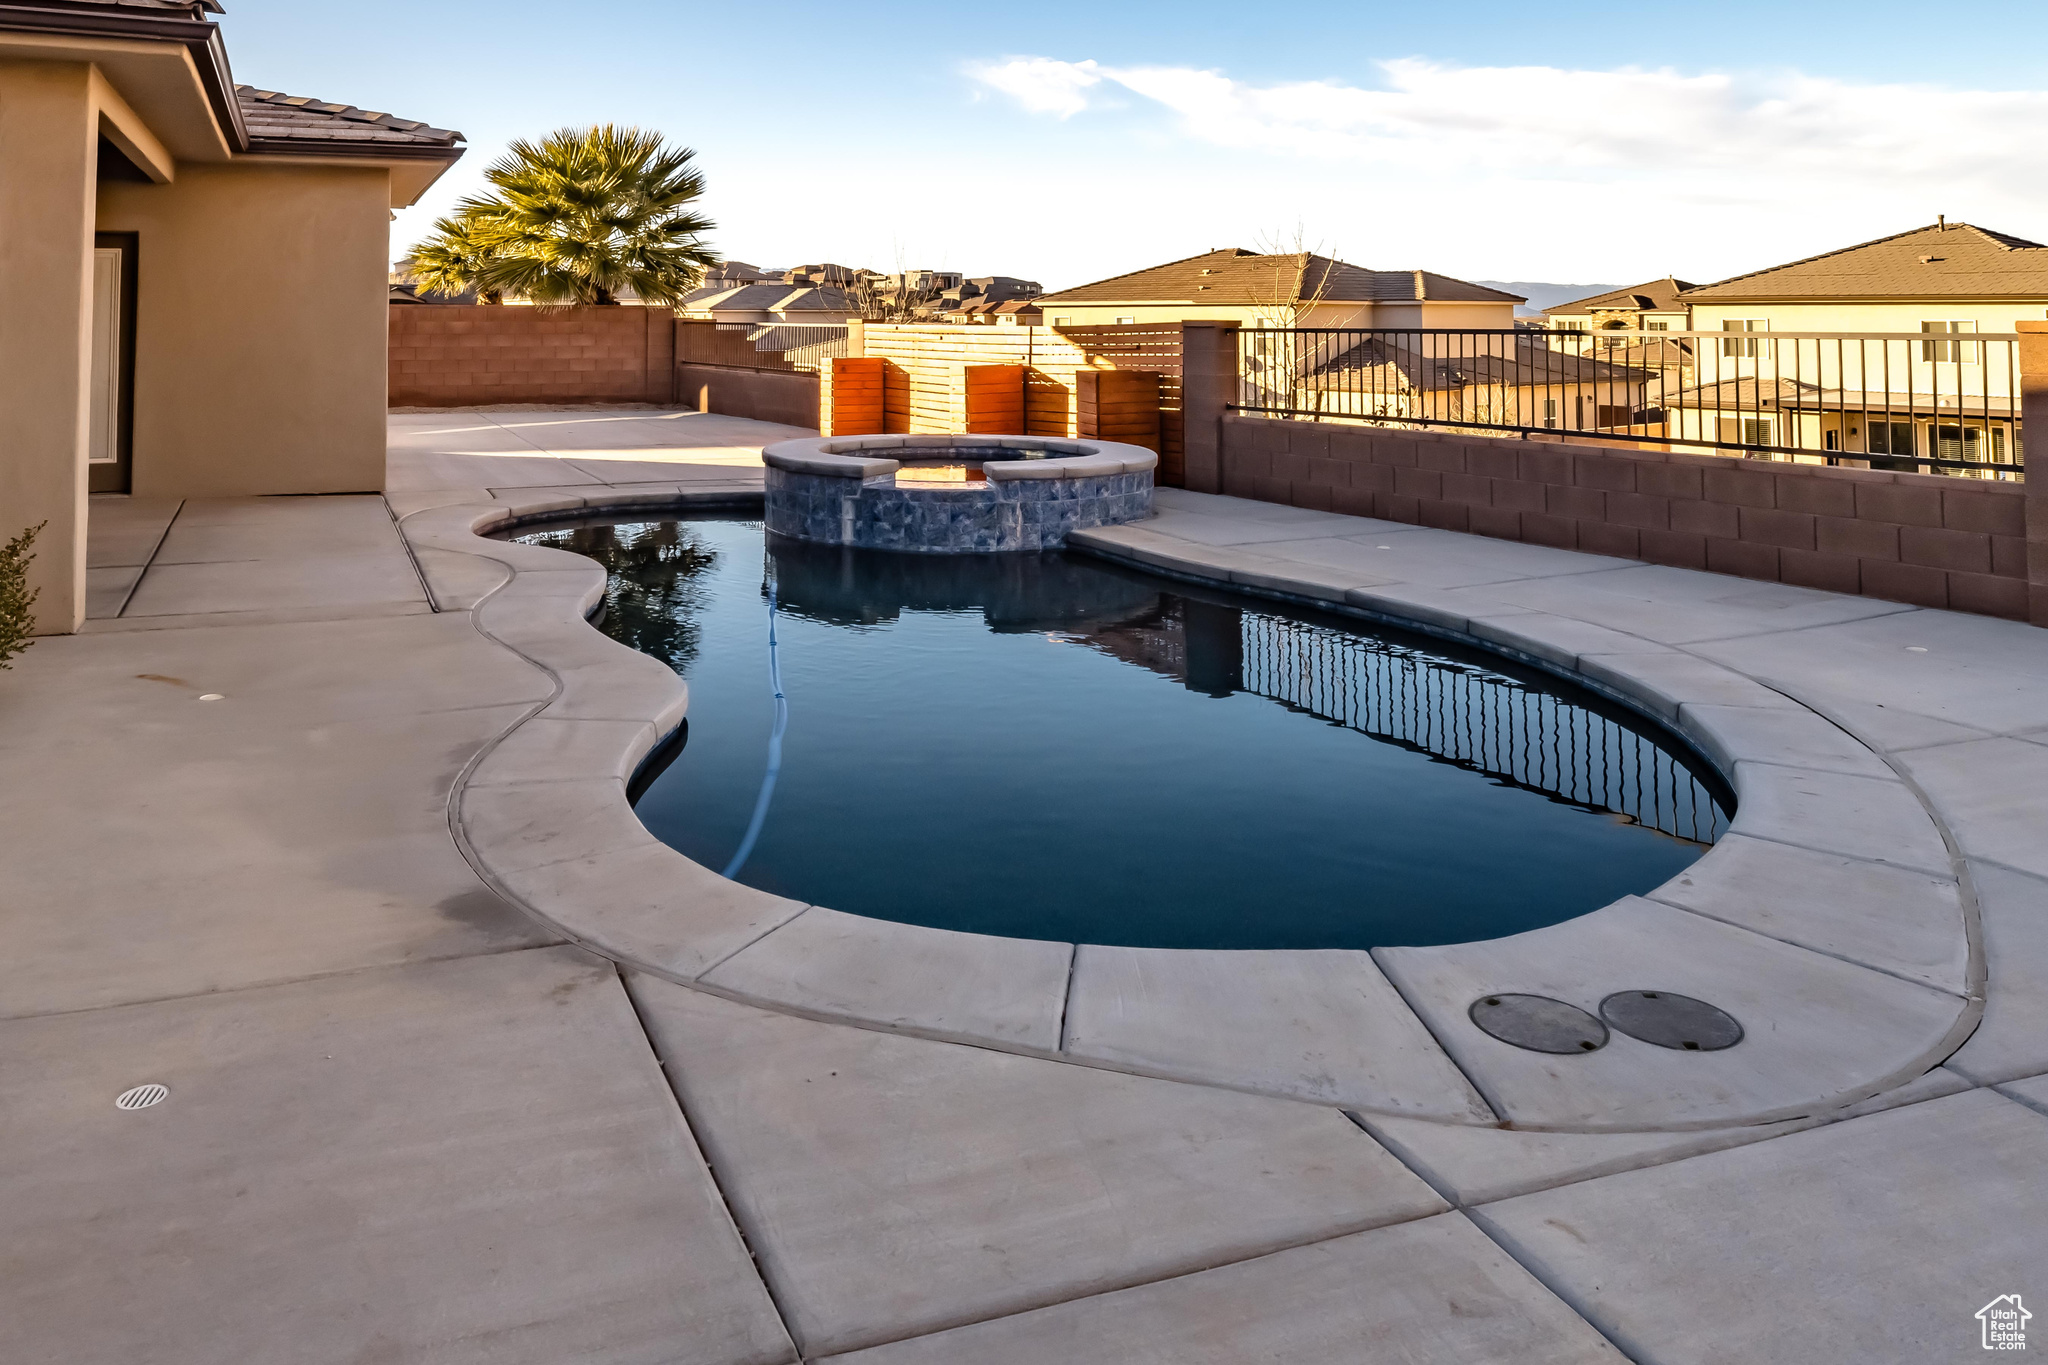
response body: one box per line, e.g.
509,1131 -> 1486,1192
933,275 -> 1043,323
780,262 -> 860,286
1681,221 -> 2048,333
704,260 -> 777,287
1543,277 -> 1696,333
1672,221 -> 2047,471
1,0 -> 464,633
989,299 -> 1043,326
880,268 -> 963,295
1035,249 -> 1524,329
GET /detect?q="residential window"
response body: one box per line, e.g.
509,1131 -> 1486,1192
1920,320 -> 1979,363
1542,397 -> 1558,429
1720,319 -> 1768,358
1867,421 -> 1915,457
1933,423 -> 2003,465
1554,320 -> 1587,332
1717,416 -> 1774,447
1115,316 -> 1136,325
1051,316 -> 1072,326
1645,320 -> 1670,331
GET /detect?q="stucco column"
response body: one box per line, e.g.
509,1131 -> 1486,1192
2018,321 -> 2048,627
1180,320 -> 1238,494
0,61 -> 98,634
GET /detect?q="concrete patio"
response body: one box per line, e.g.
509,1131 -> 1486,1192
3,406 -> 2044,1363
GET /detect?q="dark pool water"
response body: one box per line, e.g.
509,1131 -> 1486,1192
517,517 -> 1731,950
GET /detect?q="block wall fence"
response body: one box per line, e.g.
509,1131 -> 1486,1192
389,305 -> 676,406
1180,321 -> 2048,626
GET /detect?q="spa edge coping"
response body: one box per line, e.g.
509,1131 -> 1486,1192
763,435 -> 1160,482
401,483 -> 1984,1137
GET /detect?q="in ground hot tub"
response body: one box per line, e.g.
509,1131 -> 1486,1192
763,434 -> 1156,553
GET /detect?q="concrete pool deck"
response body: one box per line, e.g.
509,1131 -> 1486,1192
2,407 -> 2044,1362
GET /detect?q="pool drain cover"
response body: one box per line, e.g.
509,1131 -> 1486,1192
1468,994 -> 1608,1054
1600,991 -> 1743,1051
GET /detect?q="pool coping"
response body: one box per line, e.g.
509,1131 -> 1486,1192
764,433 -> 1160,481
398,486 -> 1984,1135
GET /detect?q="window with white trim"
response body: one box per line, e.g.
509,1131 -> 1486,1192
1720,319 -> 1768,358
1920,320 -> 1979,363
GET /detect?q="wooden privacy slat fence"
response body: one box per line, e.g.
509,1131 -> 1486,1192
819,323 -> 1186,484
965,364 -> 1026,433
829,357 -> 885,434
1078,370 -> 1162,452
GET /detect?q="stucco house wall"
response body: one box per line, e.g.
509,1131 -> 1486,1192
99,162 -> 394,496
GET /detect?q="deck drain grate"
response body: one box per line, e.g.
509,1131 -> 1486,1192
1468,994 -> 1608,1054
115,1084 -> 169,1110
1600,990 -> 1743,1051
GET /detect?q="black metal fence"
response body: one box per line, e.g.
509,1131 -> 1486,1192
1239,612 -> 1730,845
676,320 -> 851,373
1234,327 -> 2023,478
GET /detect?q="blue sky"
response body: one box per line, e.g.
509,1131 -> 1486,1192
222,0 -> 2048,290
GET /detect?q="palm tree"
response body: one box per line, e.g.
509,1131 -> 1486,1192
402,212 -> 506,303
409,125 -> 717,306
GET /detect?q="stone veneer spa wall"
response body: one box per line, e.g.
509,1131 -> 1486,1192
762,435 -> 1157,554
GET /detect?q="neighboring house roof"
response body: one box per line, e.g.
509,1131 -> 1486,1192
703,261 -> 777,284
1663,377 -> 1820,408
237,85 -> 463,159
683,283 -> 793,312
774,286 -> 856,313
1682,222 -> 2048,301
1303,336 -> 1650,392
1039,248 -> 1525,307
681,284 -> 856,315
389,281 -> 473,305
1545,277 -> 1697,316
1590,336 -> 1693,367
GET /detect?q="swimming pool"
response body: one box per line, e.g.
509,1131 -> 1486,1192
516,516 -> 1731,951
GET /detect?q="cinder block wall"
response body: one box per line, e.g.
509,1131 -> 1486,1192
1220,415 -> 2028,620
389,305 -> 675,406
674,363 -> 817,428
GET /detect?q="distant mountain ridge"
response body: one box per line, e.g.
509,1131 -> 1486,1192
1474,280 -> 1621,316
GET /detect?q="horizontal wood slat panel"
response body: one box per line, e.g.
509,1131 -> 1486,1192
818,324 -> 1184,482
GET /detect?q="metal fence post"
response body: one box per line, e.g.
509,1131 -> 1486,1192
2020,322 -> 2048,626
1180,320 -> 1238,494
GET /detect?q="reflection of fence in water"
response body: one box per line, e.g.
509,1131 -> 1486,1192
1240,614 -> 1729,844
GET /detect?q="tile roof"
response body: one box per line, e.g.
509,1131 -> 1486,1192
237,85 -> 463,157
30,1 -> 223,11
1304,336 -> 1651,392
1681,223 -> 2048,301
1039,249 -> 1524,306
1545,277 -> 1697,315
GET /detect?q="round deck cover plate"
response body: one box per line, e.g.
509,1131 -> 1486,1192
1600,990 -> 1743,1051
1468,993 -> 1609,1054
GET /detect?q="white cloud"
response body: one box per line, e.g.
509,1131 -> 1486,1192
966,57 -> 1104,119
965,54 -> 2048,277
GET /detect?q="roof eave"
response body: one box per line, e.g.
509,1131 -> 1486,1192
0,2 -> 247,150
243,137 -> 463,162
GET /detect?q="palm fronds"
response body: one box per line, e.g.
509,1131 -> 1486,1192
403,125 -> 718,307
